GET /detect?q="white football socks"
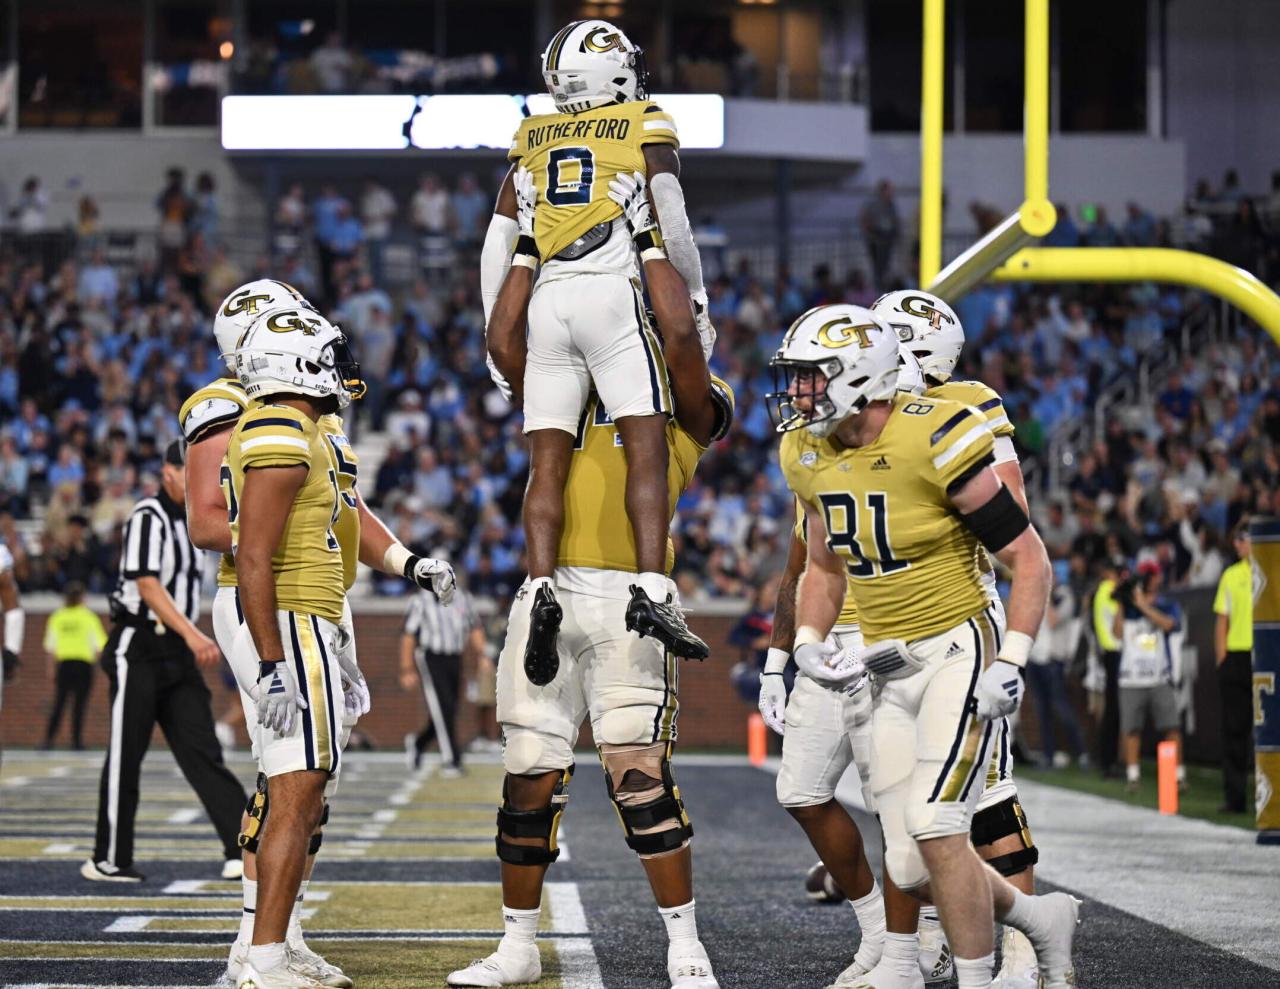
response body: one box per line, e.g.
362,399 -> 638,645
500,905 -> 541,952
236,877 -> 257,948
247,941 -> 286,973
636,572 -> 670,601
954,952 -> 994,989
848,881 -> 885,968
286,879 -> 308,946
659,899 -> 700,949
1002,888 -> 1052,941
880,931 -> 919,977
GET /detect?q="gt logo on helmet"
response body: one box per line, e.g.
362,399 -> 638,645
265,311 -> 322,335
584,27 -> 627,53
817,318 -> 877,349
899,296 -> 954,330
223,292 -> 273,318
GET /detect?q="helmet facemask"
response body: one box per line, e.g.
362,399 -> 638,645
769,358 -> 862,437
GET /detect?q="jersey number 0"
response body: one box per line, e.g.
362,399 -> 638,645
546,147 -> 595,206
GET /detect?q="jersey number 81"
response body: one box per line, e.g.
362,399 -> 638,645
817,491 -> 910,579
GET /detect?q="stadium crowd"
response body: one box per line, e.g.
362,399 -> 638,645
0,168 -> 1277,627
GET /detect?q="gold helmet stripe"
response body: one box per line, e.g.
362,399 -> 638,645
545,20 -> 584,71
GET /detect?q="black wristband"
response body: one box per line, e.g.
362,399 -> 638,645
513,234 -> 540,261
403,553 -> 421,581
258,660 -> 282,680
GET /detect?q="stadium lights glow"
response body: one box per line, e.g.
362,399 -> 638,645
221,94 -> 725,151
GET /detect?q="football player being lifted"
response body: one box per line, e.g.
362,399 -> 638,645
479,19 -> 716,693
770,307 -> 1079,989
450,166 -> 732,989
871,290 -> 1044,989
182,282 -> 454,989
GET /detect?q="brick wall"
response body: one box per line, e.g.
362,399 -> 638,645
2,593 -> 1229,764
0,611 -> 763,754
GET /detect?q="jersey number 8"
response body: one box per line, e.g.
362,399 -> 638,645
817,491 -> 910,579
546,147 -> 595,207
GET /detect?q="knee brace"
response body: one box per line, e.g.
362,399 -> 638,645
970,796 -> 1038,877
237,773 -> 269,853
495,766 -> 573,867
600,742 -> 693,859
308,801 -> 330,855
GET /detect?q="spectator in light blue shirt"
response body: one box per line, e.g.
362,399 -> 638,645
77,249 -> 119,305
452,173 -> 489,247
312,186 -> 346,244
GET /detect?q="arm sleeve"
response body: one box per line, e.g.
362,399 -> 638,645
121,508 -> 165,578
649,172 -> 705,300
480,214 -> 519,324
237,408 -> 313,469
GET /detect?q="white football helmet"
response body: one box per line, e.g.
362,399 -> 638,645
214,280 -> 315,371
233,308 -> 360,410
871,289 -> 964,383
541,19 -> 647,114
897,346 -> 927,396
768,305 -> 899,437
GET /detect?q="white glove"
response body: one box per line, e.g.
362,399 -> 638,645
796,640 -> 867,693
608,171 -> 659,238
975,659 -> 1025,721
485,351 -> 513,401
691,291 -> 716,360
334,626 -> 371,719
405,554 -> 456,606
256,660 -> 307,735
757,647 -> 789,735
513,166 -> 537,238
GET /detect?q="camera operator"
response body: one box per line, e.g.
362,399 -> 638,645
1112,559 -> 1186,794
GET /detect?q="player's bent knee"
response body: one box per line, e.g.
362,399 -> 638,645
884,838 -> 930,891
971,796 -> 1039,877
600,742 -> 693,859
596,707 -> 656,748
502,729 -> 571,776
496,767 -> 574,867
237,772 -> 269,853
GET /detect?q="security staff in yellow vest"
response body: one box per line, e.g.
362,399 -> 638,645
42,582 -> 106,750
1214,521 -> 1257,813
1092,557 -> 1125,777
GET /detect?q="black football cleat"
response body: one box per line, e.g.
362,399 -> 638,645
625,586 -> 709,660
523,584 -> 563,686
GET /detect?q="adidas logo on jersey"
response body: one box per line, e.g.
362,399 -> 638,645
871,455 -> 891,470
944,641 -> 963,658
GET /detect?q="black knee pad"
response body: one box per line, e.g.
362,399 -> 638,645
603,745 -> 694,858
237,773 -> 269,853
971,796 -> 1039,877
495,766 -> 573,867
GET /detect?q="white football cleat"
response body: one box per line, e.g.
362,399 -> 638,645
825,956 -> 874,988
216,940 -> 249,987
825,936 -> 885,989
992,926 -> 1038,989
1024,893 -> 1081,989
668,941 -> 719,989
288,942 -> 353,989
235,959 -> 327,989
446,945 -> 541,987
837,959 -> 925,989
917,921 -> 953,984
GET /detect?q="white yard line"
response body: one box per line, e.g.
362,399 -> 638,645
555,936 -> 606,989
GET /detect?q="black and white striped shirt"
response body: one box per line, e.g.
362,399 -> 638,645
110,490 -> 202,627
404,589 -> 474,655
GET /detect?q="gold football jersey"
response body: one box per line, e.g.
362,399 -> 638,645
222,402 -> 345,623
318,413 -> 361,591
559,379 -> 734,573
927,379 -> 1014,584
793,498 -> 860,628
509,99 -> 679,261
780,393 -> 995,644
179,376 -> 251,588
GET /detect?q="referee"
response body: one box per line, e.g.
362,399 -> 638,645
84,440 -> 247,883
400,578 -> 483,776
